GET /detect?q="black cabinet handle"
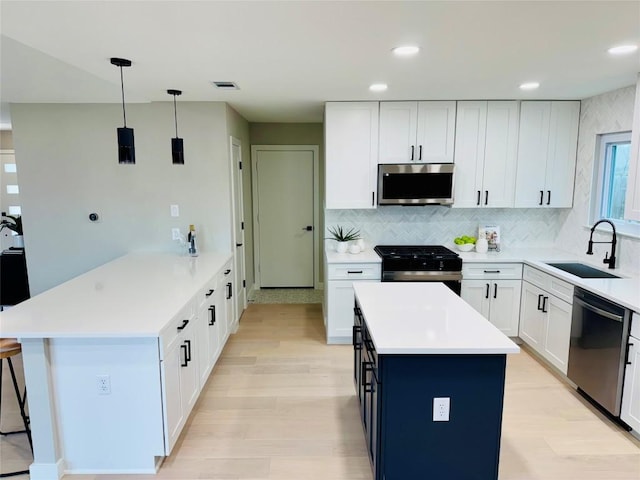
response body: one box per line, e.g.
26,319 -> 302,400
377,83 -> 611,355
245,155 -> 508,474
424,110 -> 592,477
224,269 -> 231,275
372,191 -> 375,206
542,296 -> 548,313
484,270 -> 501,274
205,289 -> 214,297
477,190 -> 481,206
537,294 -> 544,311
302,226 -> 313,231
353,325 -> 362,349
493,283 -> 497,299
626,343 -> 634,365
546,190 -> 551,205
418,145 -> 423,161
180,344 -> 188,367
177,319 -> 189,331
236,243 -> 243,247
209,305 -> 216,326
226,282 -> 233,299
348,270 -> 363,274
411,145 -> 415,161
539,190 -> 544,205
185,339 -> 192,362
485,190 -> 489,205
485,283 -> 490,299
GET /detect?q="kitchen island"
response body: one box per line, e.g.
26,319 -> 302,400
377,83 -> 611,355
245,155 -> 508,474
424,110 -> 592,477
0,252 -> 233,479
353,282 -> 519,480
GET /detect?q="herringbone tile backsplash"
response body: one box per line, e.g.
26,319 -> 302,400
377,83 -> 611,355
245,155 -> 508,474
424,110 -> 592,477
326,85 -> 640,276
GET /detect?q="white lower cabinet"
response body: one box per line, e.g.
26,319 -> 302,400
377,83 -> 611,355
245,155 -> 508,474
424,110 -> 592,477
622,313 -> 640,432
519,266 -> 573,374
161,306 -> 199,454
197,274 -> 223,388
461,280 -> 521,336
461,263 -> 522,336
324,260 -> 381,344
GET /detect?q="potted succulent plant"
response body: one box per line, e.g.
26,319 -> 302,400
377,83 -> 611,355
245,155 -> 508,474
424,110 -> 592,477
0,214 -> 24,249
327,225 -> 360,253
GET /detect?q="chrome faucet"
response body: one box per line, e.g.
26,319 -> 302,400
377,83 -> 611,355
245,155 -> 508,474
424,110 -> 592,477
586,219 -> 617,269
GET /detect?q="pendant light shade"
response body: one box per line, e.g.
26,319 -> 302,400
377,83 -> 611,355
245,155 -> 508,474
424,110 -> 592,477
111,57 -> 135,164
167,89 -> 184,165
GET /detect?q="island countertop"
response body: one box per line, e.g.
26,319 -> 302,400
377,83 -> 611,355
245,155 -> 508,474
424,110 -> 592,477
353,282 -> 520,355
0,252 -> 232,339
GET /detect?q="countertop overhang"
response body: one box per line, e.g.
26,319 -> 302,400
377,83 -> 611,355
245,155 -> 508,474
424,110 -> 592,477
354,282 -> 520,355
0,252 -> 232,338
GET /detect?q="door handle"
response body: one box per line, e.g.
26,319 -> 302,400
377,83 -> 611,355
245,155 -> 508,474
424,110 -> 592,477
224,269 -> 231,275
226,282 -> 233,299
626,343 -> 634,365
180,344 -> 188,367
485,283 -> 490,299
410,145 -> 415,161
302,225 -> 313,231
209,305 -> 216,326
542,296 -> 548,313
539,190 -> 544,205
184,340 -> 191,362
537,294 -> 544,311
177,319 -> 189,331
485,190 -> 489,205
418,145 -> 423,161
205,289 -> 214,297
477,190 -> 481,206
546,190 -> 551,205
493,283 -> 497,299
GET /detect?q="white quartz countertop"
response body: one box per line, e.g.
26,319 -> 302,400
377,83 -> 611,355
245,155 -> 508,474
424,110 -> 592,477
353,282 -> 520,355
325,247 -> 381,264
0,252 -> 232,339
456,247 -> 639,312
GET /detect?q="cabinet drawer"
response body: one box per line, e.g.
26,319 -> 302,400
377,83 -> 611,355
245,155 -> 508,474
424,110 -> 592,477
160,302 -> 196,358
198,275 -> 218,309
462,263 -> 522,280
523,265 -> 574,303
327,263 -> 381,280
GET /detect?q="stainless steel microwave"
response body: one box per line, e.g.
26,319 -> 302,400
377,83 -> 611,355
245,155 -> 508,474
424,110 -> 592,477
377,163 -> 455,205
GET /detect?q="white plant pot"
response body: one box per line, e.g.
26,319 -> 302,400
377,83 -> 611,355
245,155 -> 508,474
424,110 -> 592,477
13,235 -> 24,249
335,241 -> 348,253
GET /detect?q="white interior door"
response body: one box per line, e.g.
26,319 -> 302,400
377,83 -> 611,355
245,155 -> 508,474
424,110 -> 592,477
253,147 -> 315,287
230,137 -> 246,321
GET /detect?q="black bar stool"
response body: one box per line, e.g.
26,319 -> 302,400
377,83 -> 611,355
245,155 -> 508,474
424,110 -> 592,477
0,338 -> 32,477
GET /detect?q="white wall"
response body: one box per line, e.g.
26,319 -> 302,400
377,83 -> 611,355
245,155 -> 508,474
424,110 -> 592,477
12,102 -> 243,294
556,85 -> 639,274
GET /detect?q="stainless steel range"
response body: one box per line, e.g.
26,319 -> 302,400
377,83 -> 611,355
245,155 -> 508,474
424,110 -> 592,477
374,245 -> 463,295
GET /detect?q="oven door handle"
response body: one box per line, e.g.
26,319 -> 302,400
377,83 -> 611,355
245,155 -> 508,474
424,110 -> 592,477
573,297 -> 624,322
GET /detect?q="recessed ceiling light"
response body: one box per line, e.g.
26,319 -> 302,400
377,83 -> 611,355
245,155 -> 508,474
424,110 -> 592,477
519,82 -> 540,91
369,83 -> 388,92
608,44 -> 638,55
392,45 -> 420,56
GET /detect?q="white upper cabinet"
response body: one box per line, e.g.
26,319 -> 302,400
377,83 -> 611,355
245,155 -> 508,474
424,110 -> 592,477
379,101 -> 456,164
325,102 -> 379,209
453,101 -> 519,208
514,101 -> 580,208
624,75 -> 640,221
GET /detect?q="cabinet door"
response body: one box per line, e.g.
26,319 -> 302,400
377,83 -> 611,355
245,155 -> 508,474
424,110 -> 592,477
515,101 -> 551,207
543,295 -> 572,374
461,280 -> 491,319
482,101 -> 519,207
180,321 -> 200,415
489,280 -> 521,337
544,101 -> 580,208
621,338 -> 640,432
416,101 -> 456,163
453,101 -> 487,207
196,301 -> 212,387
379,102 -> 418,163
325,102 -> 379,209
519,281 -> 545,353
327,280 -> 359,342
161,340 -> 184,454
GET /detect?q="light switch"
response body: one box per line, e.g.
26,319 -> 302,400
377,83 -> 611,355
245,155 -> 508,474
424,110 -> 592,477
170,204 -> 179,217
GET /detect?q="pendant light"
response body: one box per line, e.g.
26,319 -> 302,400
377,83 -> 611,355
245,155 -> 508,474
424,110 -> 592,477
167,89 -> 184,164
110,57 -> 135,164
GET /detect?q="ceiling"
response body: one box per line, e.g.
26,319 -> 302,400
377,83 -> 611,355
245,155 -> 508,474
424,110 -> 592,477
1,0 -> 639,128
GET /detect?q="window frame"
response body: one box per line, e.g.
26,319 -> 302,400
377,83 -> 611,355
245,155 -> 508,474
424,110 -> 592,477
590,131 -> 640,238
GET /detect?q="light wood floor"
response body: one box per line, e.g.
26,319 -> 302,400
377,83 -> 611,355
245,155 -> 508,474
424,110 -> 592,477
2,303 -> 639,479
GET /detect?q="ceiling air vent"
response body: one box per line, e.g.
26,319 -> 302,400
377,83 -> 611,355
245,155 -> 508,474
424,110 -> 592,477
211,81 -> 239,90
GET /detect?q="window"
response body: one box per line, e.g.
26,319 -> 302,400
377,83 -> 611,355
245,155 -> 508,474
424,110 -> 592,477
591,132 -> 639,237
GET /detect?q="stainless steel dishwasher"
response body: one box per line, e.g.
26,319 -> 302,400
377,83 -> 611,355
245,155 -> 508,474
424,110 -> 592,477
567,287 -> 632,418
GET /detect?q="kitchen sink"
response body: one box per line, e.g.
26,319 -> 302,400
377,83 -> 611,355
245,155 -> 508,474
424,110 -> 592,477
545,262 -> 620,279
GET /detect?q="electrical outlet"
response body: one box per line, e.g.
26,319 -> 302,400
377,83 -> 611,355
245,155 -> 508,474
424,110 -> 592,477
172,228 -> 181,240
433,397 -> 450,422
97,375 -> 111,395
170,204 -> 180,217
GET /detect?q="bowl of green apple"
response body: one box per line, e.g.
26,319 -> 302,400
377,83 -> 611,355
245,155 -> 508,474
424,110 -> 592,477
454,235 -> 477,252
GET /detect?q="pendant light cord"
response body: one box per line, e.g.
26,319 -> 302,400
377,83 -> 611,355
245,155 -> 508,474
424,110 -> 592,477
173,95 -> 179,137
119,66 -> 127,127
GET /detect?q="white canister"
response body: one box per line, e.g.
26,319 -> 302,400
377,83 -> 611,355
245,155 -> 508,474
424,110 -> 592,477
475,238 -> 488,253
348,243 -> 361,254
